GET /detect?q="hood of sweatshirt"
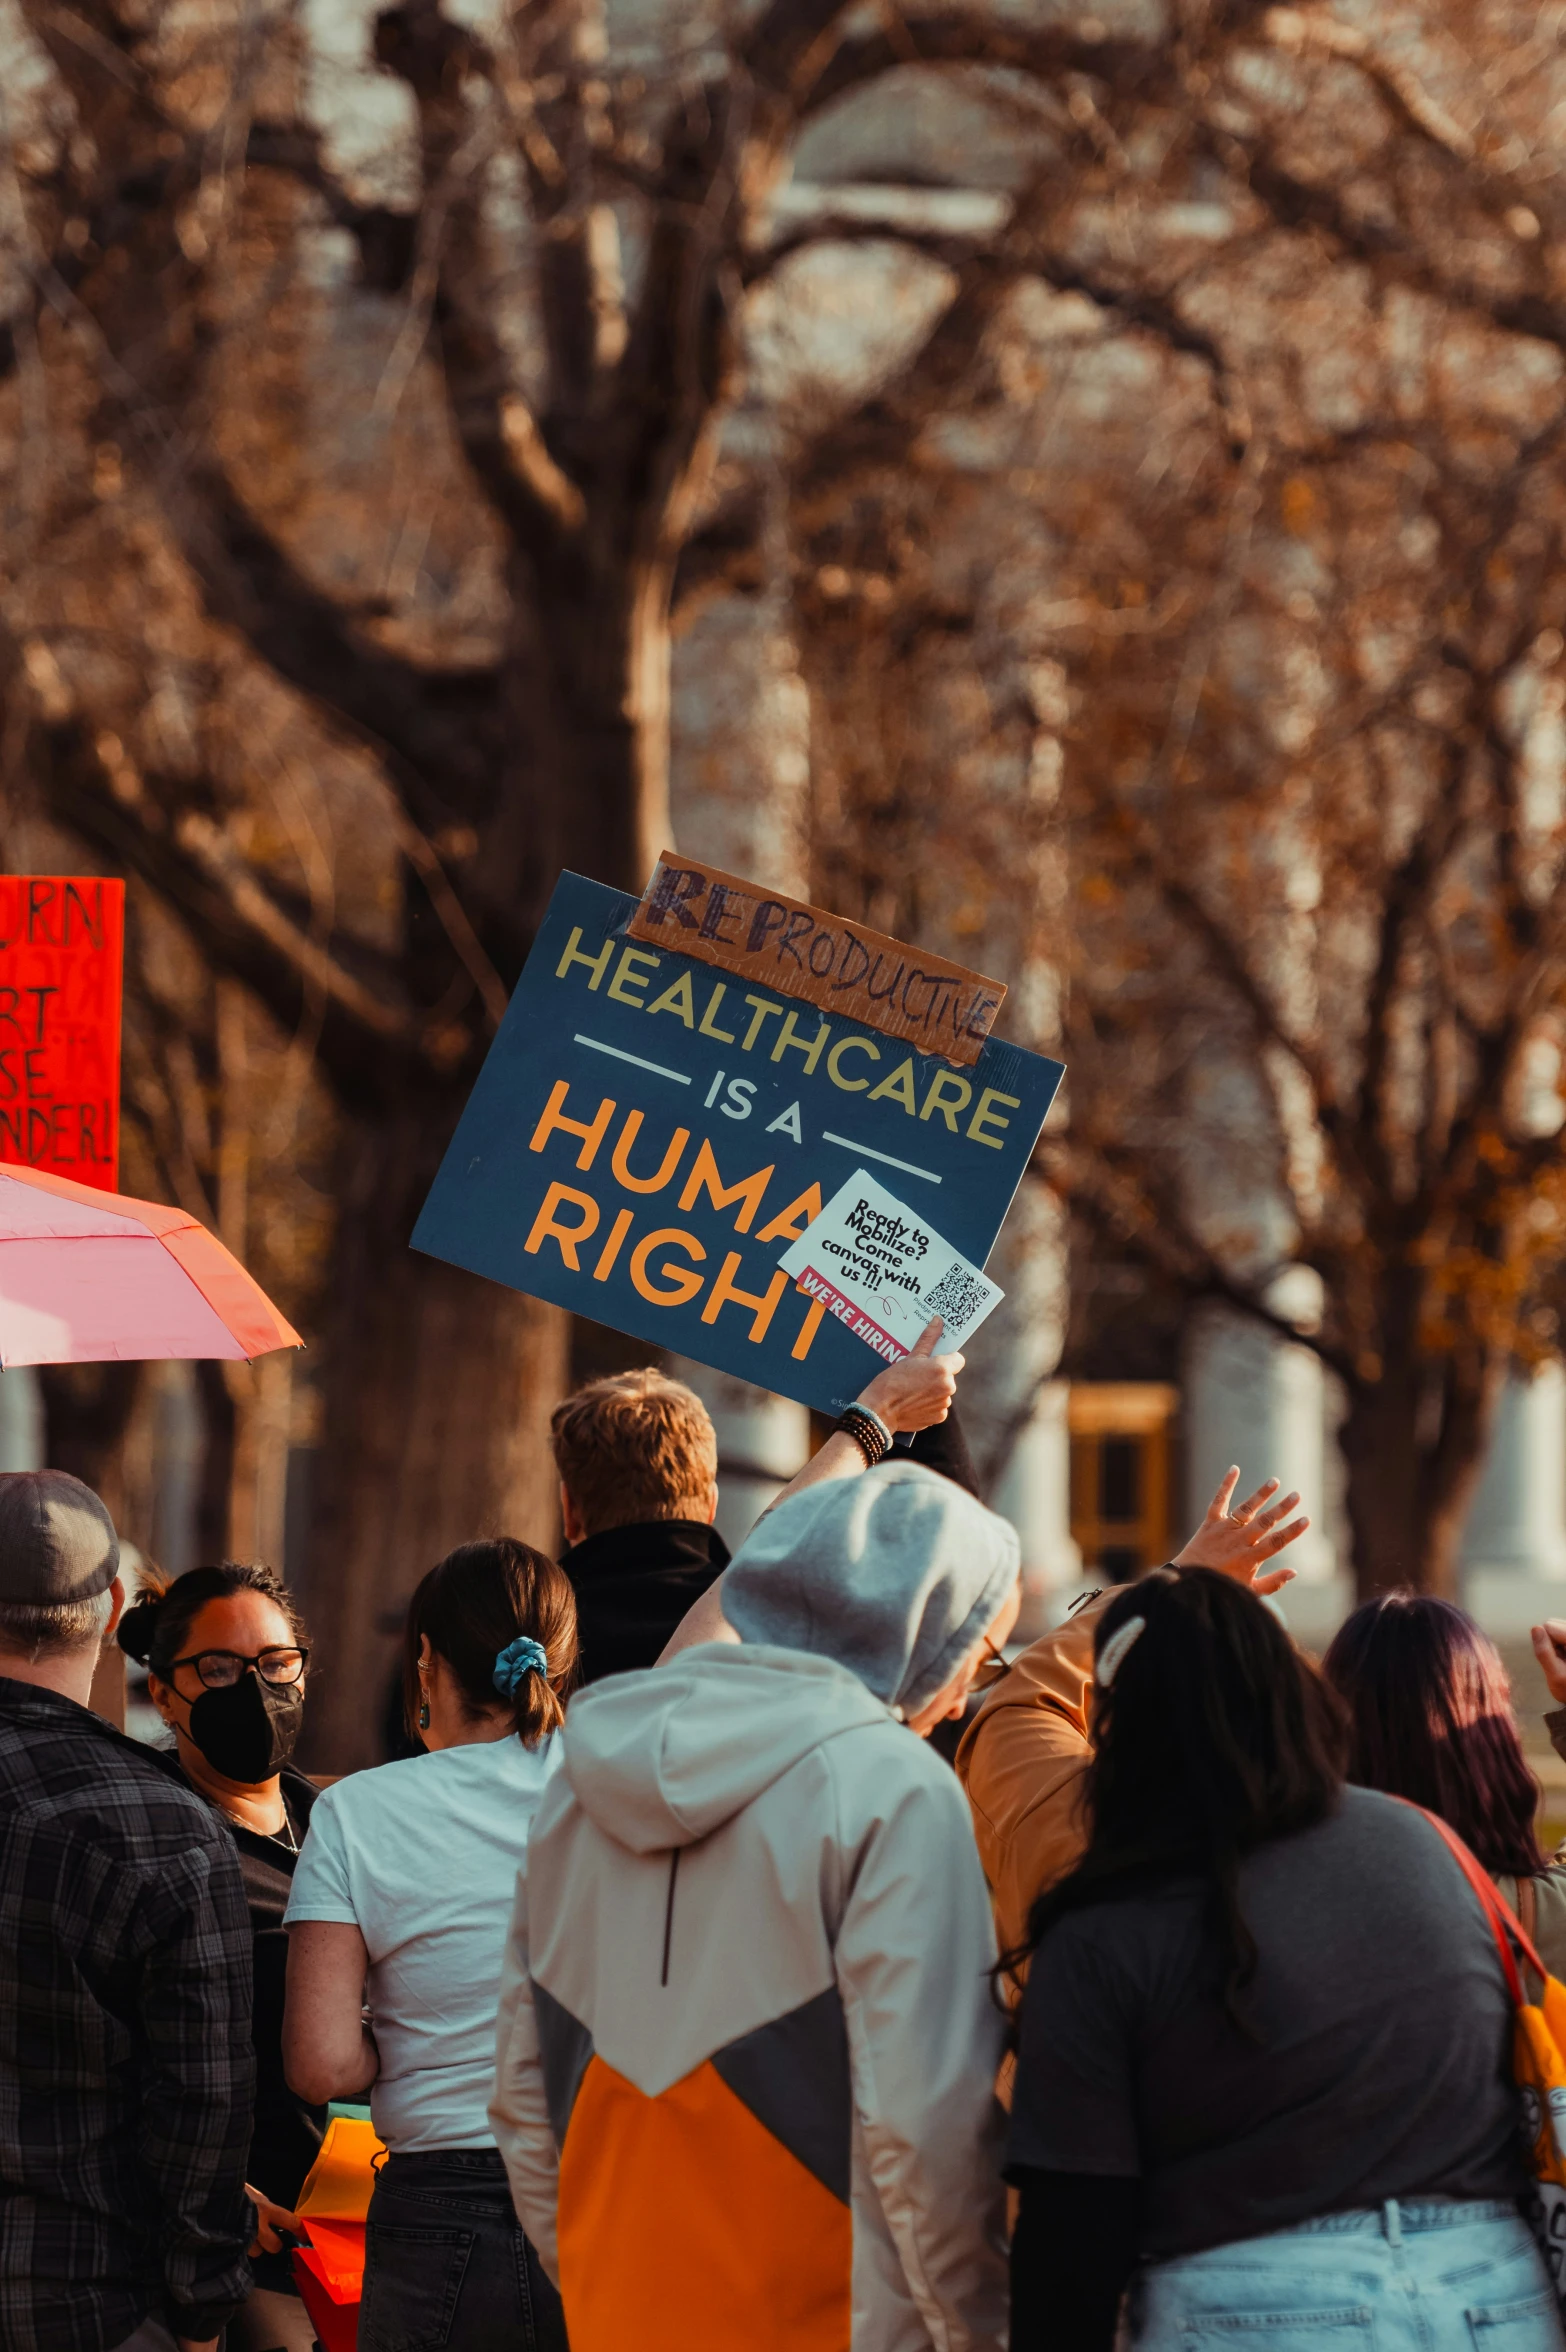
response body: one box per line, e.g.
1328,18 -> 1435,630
722,1460 -> 1020,1717
560,1643 -> 891,1854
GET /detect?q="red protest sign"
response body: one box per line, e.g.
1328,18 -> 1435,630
0,877 -> 124,1189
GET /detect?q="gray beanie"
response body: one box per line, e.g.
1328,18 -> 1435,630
721,1459 -> 1020,1716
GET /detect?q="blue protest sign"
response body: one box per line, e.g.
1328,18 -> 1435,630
412,872 -> 1064,1416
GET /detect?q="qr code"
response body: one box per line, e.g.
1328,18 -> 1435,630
922,1264 -> 988,1333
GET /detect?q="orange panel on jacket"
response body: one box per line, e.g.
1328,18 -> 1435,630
558,2054 -> 852,2351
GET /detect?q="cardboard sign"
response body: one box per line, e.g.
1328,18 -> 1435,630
0,876 -> 123,1188
413,872 -> 1063,1417
779,1170 -> 1003,1363
627,852 -> 1005,1067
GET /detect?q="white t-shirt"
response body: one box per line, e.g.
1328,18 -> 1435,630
285,1734 -> 560,2152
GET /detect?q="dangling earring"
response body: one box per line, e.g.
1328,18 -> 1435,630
417,1672 -> 430,1733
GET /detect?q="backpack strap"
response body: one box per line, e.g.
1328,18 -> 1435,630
1518,1874 -> 1546,2005
1412,1804 -> 1547,2005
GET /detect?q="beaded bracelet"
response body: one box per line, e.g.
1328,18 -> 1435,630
837,1403 -> 893,1467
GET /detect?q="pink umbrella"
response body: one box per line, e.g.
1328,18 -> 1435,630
0,1163 -> 301,1365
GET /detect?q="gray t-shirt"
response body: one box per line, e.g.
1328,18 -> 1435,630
1008,1785 -> 1523,2257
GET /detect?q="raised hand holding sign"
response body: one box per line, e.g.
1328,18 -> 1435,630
856,1315 -> 963,1433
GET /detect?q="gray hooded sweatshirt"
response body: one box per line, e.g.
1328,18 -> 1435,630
491,1465 -> 1015,2352
722,1460 -> 1021,1719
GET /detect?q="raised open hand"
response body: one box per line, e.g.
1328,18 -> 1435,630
1172,1468 -> 1309,1597
859,1316 -> 965,1433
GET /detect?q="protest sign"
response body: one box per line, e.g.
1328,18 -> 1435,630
778,1170 -> 1003,1365
0,876 -> 123,1188
628,851 -> 1005,1065
412,870 -> 1064,1416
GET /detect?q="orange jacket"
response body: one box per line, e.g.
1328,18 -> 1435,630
954,1588 -> 1118,1962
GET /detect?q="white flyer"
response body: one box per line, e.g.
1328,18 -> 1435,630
777,1169 -> 1004,1363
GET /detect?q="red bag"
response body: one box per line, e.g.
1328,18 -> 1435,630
288,2110 -> 386,2348
292,2240 -> 362,2352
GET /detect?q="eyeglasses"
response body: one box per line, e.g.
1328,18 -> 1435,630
970,1633 -> 1011,1695
166,1647 -> 309,1690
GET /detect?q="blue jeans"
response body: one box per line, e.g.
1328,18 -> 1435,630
1127,2199 -> 1562,2348
359,2149 -> 567,2352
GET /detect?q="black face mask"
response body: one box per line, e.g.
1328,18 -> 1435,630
187,1672 -> 303,1783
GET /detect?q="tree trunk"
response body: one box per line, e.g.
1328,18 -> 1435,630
1337,1350 -> 1499,1601
504,553 -> 675,921
297,1105 -> 569,1773
39,1364 -> 145,1527
294,540 -> 678,1772
194,1361 -> 237,1564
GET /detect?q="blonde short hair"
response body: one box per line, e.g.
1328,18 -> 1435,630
551,1369 -> 718,1537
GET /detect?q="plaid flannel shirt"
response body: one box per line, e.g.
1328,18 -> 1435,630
0,1677 -> 255,2352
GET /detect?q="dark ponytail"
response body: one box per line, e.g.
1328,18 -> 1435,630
402,1538 -> 578,1749
118,1560 -> 306,1677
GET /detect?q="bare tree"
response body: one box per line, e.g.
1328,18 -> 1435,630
786,0 -> 1566,1596
10,0 -> 1566,1745
0,0 -> 1182,1760
1057,408 -> 1566,1601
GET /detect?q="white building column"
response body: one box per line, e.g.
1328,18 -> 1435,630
670,1365 -> 808,1554
1462,1365 -> 1566,1634
990,1378 -> 1082,1639
968,1179 -> 1081,1640
0,1366 -> 44,1472
1184,1272 -> 1347,1646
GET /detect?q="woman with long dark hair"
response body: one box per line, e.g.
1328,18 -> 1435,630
282,1539 -> 574,2352
1006,1570 -> 1559,2352
119,1561 -> 322,2352
1324,1591 -> 1566,1970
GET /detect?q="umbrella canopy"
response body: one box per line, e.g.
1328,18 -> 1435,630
0,1164 -> 302,1366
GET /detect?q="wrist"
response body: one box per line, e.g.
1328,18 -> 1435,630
850,1400 -> 892,1448
857,1375 -> 906,1433
837,1403 -> 894,1466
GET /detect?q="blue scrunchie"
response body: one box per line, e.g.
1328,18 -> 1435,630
493,1636 -> 549,1700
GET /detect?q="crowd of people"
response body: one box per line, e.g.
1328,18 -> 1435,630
6,1320 -> 1566,2352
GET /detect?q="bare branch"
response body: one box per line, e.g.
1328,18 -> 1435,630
170,810 -> 435,1053
373,0 -> 591,564
1262,8 -> 1475,162
1042,1139 -> 1361,1385
1354,730 -> 1473,1195
385,805 -> 509,1031
671,481 -> 768,618
3,634 -> 470,1112
245,118 -> 418,293
172,465 -> 507,830
800,14 -> 1178,119
790,162 -> 1062,507
739,0 -> 859,105
1207,127 -> 1566,364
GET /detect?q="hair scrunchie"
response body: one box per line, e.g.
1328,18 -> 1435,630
493,1635 -> 550,1700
